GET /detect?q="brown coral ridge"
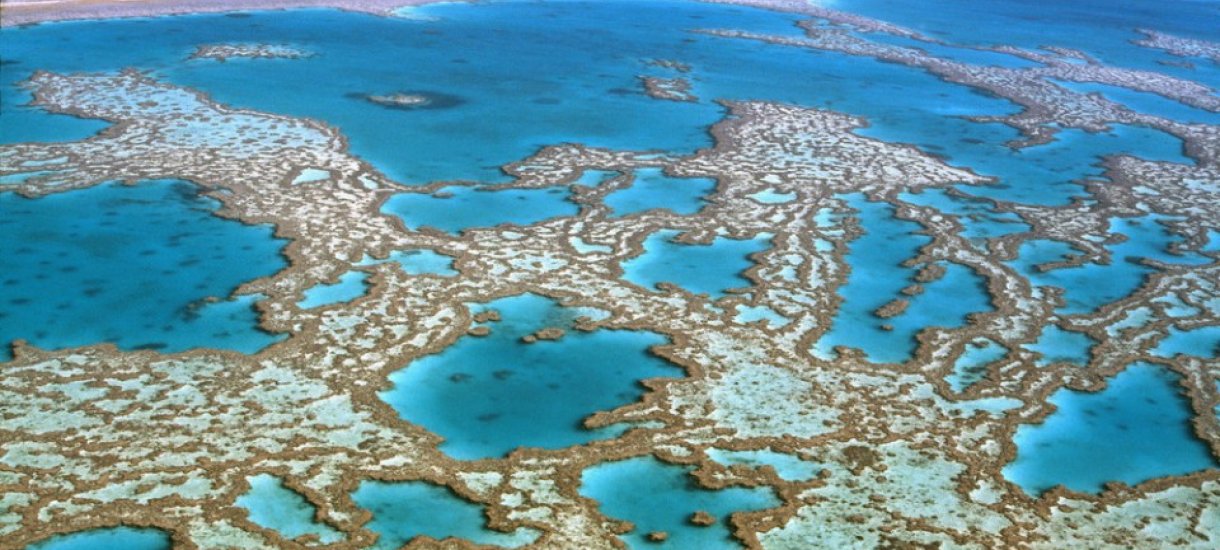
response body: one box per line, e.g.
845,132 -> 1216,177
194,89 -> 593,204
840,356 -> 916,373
3,4 -> 1220,546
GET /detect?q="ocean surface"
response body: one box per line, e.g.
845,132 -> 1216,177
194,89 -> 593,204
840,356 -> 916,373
4,0 -> 1219,547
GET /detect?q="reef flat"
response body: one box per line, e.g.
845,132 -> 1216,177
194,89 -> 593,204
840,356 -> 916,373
1,0 -> 1219,548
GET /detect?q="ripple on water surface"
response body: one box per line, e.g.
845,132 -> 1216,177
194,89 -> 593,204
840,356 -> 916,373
1003,363 -> 1218,495
580,456 -> 780,549
380,293 -> 682,459
352,480 -> 539,549
0,180 -> 287,361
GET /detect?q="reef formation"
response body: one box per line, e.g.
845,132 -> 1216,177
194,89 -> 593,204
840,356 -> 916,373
1,0 -> 1219,548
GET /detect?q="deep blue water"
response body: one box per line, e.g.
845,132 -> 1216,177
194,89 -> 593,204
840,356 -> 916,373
0,180 -> 286,360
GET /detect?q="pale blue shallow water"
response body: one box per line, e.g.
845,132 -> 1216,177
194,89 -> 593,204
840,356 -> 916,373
351,480 -> 538,548
0,180 -> 286,361
1004,363 -> 1218,495
236,474 -> 344,543
26,526 -> 171,550
706,448 -> 820,481
580,456 -> 780,549
381,293 -> 682,459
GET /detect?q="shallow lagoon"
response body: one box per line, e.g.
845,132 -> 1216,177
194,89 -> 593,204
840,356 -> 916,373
352,480 -> 539,548
815,195 -> 992,364
381,294 -> 682,459
580,456 -> 780,549
1004,363 -> 1217,495
622,229 -> 769,299
0,180 -> 286,361
26,527 -> 171,550
381,186 -> 578,234
237,474 -> 343,544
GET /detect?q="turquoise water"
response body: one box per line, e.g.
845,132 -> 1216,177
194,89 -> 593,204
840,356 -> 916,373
579,456 -> 780,549
940,125 -> 1192,206
0,1 -> 1022,188
26,527 -> 171,550
352,480 -> 538,549
576,169 -> 621,187
381,294 -> 682,459
381,186 -> 578,234
1153,326 -> 1220,358
1024,325 -> 1095,366
1003,363 -> 1217,496
297,270 -> 369,309
1010,215 -> 1211,314
706,448 -> 820,481
1053,80 -> 1220,126
815,196 -> 992,364
0,180 -> 286,361
622,230 -> 769,299
900,188 -> 1028,243
605,168 -> 716,217
838,0 -> 1220,89
357,249 -> 457,276
236,474 -> 343,543
946,338 -> 1008,392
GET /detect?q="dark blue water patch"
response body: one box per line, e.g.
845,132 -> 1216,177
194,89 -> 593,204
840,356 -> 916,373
380,185 -> 579,234
351,480 -> 539,549
1003,363 -> 1218,496
579,456 -> 781,549
0,180 -> 287,361
604,168 -> 716,217
622,229 -> 770,299
26,526 -> 171,550
1008,214 -> 1212,314
236,474 -> 344,544
380,293 -> 682,459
